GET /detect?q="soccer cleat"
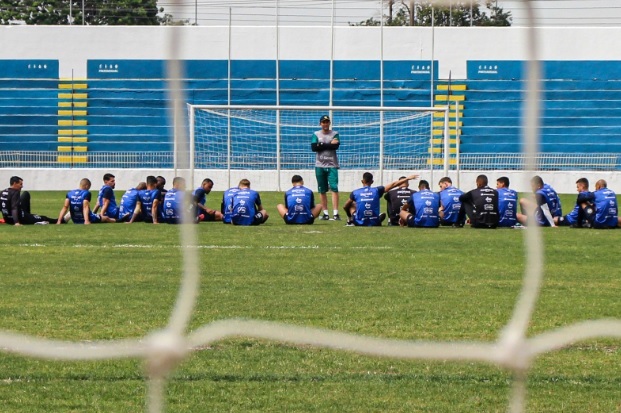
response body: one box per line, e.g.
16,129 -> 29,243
333,214 -> 342,221
320,214 -> 330,221
346,220 -> 354,227
379,213 -> 387,223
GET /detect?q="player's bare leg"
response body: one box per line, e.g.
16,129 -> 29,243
331,191 -> 340,220
311,204 -> 323,218
319,193 -> 330,220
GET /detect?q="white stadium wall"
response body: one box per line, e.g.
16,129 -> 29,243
2,25 -> 621,192
3,26 -> 621,79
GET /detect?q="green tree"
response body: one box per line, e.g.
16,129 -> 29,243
352,1 -> 511,27
0,0 -> 163,25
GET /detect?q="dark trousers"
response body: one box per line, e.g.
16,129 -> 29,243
18,191 -> 53,224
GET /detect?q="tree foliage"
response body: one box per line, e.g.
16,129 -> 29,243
352,1 -> 512,27
0,0 -> 163,25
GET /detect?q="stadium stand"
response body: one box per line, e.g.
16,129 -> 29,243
1,58 -> 621,170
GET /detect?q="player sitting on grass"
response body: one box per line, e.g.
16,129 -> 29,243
137,175 -> 161,224
517,175 -> 556,227
496,176 -> 518,228
1,176 -> 54,225
458,174 -> 499,229
162,177 -> 188,224
221,185 -> 240,225
118,182 -> 147,223
344,173 -> 419,227
555,177 -> 593,228
193,178 -> 223,222
57,178 -> 109,225
277,175 -> 323,225
383,176 -> 416,226
437,176 -> 463,227
93,173 -> 118,223
399,180 -> 440,228
230,179 -> 269,226
585,179 -> 619,229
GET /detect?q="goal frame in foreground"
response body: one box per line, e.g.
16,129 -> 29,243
187,104 -> 451,191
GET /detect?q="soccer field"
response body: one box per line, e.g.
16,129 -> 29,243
0,191 -> 619,412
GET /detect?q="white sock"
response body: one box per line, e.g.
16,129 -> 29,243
323,210 -> 329,216
333,210 -> 339,216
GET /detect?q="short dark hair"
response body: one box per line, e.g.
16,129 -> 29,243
531,175 -> 544,187
291,175 -> 303,184
418,180 -> 430,190
202,178 -> 214,186
239,178 -> 251,187
79,178 -> 91,189
146,175 -> 158,186
476,174 -> 488,186
439,177 -> 452,185
9,176 -> 22,185
497,176 -> 510,188
103,173 -> 115,182
576,177 -> 589,188
362,172 -> 374,184
157,176 -> 166,184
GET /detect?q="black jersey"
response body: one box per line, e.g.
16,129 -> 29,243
459,186 -> 499,228
384,187 -> 416,225
0,187 -> 21,224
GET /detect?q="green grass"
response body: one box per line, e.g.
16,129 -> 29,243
0,191 -> 619,412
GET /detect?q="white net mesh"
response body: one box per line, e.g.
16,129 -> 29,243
191,106 -> 441,171
2,2 -> 621,413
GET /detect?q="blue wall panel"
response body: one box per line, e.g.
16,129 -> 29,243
0,60 -> 58,79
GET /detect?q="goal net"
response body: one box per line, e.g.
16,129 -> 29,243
189,105 -> 449,187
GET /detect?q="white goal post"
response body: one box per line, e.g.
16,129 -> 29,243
188,104 -> 451,191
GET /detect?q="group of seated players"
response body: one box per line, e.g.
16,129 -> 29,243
1,172 -> 619,229
348,173 -> 619,229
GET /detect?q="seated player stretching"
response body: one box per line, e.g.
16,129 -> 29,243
344,172 -> 419,227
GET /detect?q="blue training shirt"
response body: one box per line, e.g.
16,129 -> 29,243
221,187 -> 240,224
97,184 -> 119,219
349,185 -> 385,226
534,189 -> 555,226
162,188 -> 185,223
408,189 -> 440,227
67,189 -> 99,224
591,188 -> 618,228
497,187 -> 518,227
193,187 -> 208,217
439,186 -> 463,224
563,191 -> 592,226
542,183 -> 562,217
284,185 -> 316,225
119,187 -> 140,221
138,188 -> 161,222
231,188 -> 262,226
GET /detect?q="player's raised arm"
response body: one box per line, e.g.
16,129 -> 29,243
384,174 -> 419,193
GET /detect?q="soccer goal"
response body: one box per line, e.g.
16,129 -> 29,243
188,105 -> 451,191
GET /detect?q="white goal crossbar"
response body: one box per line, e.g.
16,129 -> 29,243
188,104 -> 450,191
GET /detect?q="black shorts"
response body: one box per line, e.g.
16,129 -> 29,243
198,211 -> 216,222
284,216 -> 314,225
